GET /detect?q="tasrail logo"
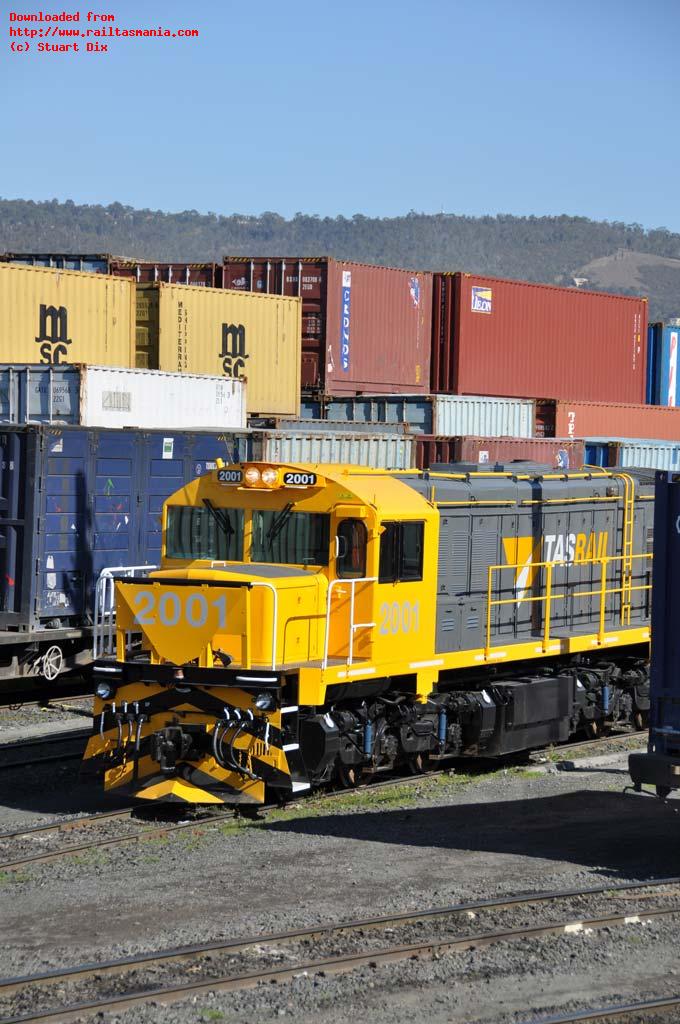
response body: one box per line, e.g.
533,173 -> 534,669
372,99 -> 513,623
35,304 -> 72,364
220,323 -> 249,378
502,531 -> 609,600
471,286 -> 492,314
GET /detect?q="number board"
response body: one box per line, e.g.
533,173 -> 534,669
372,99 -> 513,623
282,471 -> 317,487
217,468 -> 243,484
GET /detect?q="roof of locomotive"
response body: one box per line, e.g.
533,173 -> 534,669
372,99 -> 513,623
390,464 -> 656,505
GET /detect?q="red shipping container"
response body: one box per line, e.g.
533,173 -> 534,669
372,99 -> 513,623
223,257 -> 432,395
415,435 -> 585,471
109,260 -> 219,287
554,400 -> 680,442
432,273 -> 647,404
0,254 -> 219,287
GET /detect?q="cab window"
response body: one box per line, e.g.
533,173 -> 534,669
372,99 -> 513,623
166,505 -> 244,561
379,522 -> 424,583
251,509 -> 330,565
336,519 -> 367,579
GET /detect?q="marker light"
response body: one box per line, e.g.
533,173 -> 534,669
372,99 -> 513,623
244,466 -> 261,486
95,681 -> 114,700
261,466 -> 279,487
254,692 -> 276,711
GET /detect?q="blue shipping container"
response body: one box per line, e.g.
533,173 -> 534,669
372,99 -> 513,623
0,426 -> 248,644
629,471 -> 680,793
647,322 -> 680,406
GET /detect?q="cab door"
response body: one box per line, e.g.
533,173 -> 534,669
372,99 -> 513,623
326,516 -> 373,663
373,520 -> 427,665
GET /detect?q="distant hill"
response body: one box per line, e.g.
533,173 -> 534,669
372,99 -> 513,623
2,198 -> 680,319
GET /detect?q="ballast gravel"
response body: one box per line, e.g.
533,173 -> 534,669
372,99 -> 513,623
1,747 -> 678,1022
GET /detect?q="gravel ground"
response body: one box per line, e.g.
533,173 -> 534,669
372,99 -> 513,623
2,744 -> 680,1021
0,696 -> 93,744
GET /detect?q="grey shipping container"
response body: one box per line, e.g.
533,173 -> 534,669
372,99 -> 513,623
317,394 -> 534,437
254,431 -> 415,469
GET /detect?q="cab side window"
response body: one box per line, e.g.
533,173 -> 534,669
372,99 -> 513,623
379,522 -> 424,583
337,519 -> 367,579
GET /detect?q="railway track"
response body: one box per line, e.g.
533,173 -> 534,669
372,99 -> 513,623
1,877 -> 679,1024
0,730 -> 92,772
520,996 -> 680,1021
0,728 -> 648,873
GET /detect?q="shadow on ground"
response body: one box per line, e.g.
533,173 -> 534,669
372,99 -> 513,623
264,788 -> 680,881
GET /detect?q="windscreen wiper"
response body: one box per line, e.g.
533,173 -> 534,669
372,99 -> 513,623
265,502 -> 294,547
203,499 -> 235,551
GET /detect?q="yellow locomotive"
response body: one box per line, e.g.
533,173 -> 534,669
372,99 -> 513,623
84,460 -> 653,805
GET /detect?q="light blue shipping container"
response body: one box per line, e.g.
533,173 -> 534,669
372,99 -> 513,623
584,437 -> 680,471
647,322 -> 680,406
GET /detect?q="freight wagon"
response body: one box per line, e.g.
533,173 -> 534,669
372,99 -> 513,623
0,264 -> 135,368
223,257 -> 432,396
1,253 -> 220,286
0,425 -> 251,685
432,273 -> 648,404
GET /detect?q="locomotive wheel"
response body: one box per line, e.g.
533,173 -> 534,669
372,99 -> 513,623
406,752 -> 428,775
634,710 -> 649,731
584,720 -> 600,739
337,764 -> 360,788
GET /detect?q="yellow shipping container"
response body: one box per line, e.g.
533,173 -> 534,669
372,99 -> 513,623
0,263 -> 135,367
144,283 -> 301,417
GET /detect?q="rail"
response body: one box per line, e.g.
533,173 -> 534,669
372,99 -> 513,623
323,577 -> 377,669
484,552 -> 653,659
93,565 -> 158,659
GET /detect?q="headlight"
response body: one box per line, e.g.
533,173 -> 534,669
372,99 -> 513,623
95,681 -> 114,699
261,466 -> 279,487
244,466 -> 261,486
254,692 -> 276,711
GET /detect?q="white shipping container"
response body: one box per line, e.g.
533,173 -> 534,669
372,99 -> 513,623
431,395 -> 534,438
78,365 -> 246,430
258,431 -> 415,470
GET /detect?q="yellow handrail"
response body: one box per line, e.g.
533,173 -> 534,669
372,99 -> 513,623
484,552 -> 652,658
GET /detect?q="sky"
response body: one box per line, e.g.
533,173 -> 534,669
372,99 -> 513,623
1,0 -> 679,231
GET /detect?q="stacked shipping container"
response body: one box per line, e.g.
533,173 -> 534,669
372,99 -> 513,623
223,257 -> 432,395
432,273 -> 648,403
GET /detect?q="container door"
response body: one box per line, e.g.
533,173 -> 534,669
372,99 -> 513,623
138,433 -> 189,569
0,429 -> 33,627
39,429 -> 91,621
90,430 -> 138,603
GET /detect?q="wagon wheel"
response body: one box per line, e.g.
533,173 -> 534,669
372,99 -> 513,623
41,645 -> 64,682
337,763 -> 360,788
